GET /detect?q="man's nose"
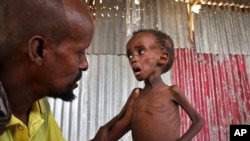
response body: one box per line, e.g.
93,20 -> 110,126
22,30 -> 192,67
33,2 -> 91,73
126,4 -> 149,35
79,55 -> 88,71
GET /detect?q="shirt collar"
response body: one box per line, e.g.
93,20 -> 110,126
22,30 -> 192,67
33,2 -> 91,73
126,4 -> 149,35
0,80 -> 45,127
34,99 -> 46,114
6,99 -> 46,127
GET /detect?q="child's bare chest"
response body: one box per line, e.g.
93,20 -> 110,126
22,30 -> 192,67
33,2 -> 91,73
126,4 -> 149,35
134,91 -> 178,115
131,91 -> 181,141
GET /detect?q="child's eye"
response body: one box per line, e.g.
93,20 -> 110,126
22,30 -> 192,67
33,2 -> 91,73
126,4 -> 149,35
127,51 -> 133,59
128,55 -> 133,59
138,49 -> 145,55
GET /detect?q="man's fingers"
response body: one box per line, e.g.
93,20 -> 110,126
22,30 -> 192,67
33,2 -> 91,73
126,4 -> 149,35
89,126 -> 109,141
129,88 -> 141,100
129,88 -> 141,105
124,88 -> 140,119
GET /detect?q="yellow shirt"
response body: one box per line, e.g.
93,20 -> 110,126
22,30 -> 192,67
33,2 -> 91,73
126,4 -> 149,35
0,98 -> 66,141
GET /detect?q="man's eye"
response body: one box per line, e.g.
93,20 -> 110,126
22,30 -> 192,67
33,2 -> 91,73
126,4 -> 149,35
78,50 -> 85,58
79,50 -> 85,55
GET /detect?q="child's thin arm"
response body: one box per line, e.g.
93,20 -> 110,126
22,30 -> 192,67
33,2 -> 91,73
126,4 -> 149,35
170,85 -> 204,141
90,88 -> 140,141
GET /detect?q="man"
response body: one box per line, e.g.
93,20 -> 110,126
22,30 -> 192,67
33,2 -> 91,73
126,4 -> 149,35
0,0 -> 139,140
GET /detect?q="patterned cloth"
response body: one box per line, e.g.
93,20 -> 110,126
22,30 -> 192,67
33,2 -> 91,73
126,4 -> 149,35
0,81 -> 11,134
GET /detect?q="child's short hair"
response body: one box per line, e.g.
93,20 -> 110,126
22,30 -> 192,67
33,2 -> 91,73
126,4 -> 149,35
132,29 -> 174,73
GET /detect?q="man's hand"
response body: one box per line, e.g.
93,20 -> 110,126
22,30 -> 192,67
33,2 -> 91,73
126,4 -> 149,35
90,88 -> 140,141
89,126 -> 109,141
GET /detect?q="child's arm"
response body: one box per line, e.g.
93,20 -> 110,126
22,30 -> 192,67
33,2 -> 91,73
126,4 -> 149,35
90,88 -> 140,141
170,85 -> 204,141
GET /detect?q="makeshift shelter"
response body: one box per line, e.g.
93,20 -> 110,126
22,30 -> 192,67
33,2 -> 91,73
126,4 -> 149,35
48,0 -> 250,140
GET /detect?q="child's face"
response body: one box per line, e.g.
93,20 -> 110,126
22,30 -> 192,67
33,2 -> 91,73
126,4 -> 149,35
126,32 -> 163,81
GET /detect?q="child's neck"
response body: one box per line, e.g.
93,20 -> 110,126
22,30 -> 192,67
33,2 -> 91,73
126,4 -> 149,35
144,77 -> 166,90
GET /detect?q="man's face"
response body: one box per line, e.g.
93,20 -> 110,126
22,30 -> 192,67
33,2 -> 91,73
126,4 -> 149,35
46,37 -> 91,101
126,32 -> 162,81
44,3 -> 94,101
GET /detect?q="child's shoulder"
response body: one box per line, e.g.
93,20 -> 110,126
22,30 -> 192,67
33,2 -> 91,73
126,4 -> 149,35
165,85 -> 186,104
168,85 -> 183,94
159,85 -> 181,94
169,84 -> 180,89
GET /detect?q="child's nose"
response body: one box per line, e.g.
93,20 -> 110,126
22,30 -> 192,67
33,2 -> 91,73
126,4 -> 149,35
130,56 -> 138,64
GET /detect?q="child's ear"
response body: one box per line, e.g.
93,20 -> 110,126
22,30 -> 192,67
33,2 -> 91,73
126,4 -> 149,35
159,52 -> 168,65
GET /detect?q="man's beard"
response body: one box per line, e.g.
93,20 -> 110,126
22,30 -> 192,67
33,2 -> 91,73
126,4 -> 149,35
56,72 -> 82,102
59,87 -> 76,101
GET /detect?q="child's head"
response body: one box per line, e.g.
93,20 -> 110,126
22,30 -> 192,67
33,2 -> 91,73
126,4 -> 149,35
126,29 -> 174,80
133,29 -> 174,73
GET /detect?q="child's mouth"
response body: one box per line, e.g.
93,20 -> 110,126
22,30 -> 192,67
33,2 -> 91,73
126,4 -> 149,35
133,67 -> 141,75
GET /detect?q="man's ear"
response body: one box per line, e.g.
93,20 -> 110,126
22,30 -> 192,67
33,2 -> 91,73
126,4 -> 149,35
159,52 -> 168,65
28,35 -> 47,66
